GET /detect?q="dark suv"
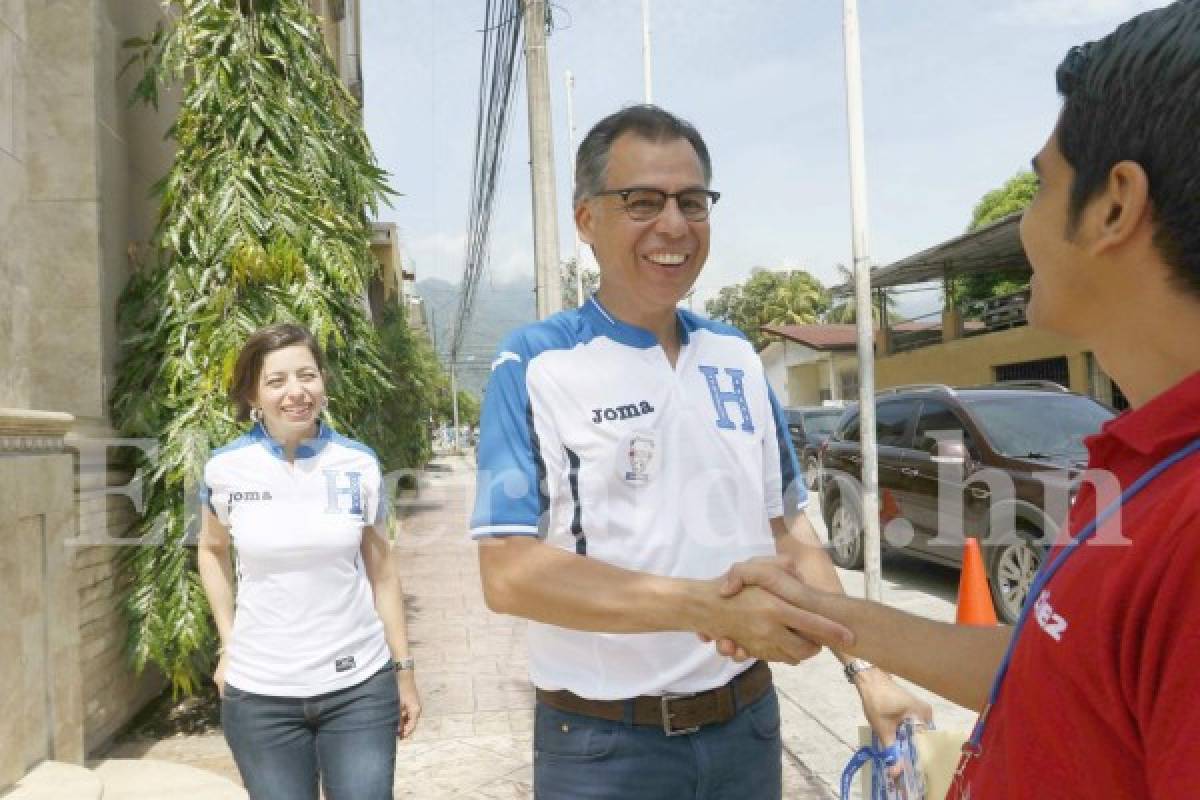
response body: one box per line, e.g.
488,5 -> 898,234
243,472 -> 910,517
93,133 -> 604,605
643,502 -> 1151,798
818,382 -> 1114,623
783,406 -> 846,489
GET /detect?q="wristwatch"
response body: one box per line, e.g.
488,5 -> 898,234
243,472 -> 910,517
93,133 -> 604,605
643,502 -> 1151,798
395,657 -> 415,671
843,658 -> 875,683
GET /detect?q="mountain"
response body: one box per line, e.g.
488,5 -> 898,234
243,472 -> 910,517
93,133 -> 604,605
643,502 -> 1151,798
415,274 -> 537,396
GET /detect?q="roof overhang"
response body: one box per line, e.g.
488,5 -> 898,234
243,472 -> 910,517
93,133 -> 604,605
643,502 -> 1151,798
860,212 -> 1030,290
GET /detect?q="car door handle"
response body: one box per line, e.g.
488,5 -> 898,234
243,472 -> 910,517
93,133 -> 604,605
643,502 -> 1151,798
847,454 -> 861,463
900,467 -> 919,477
970,487 -> 990,500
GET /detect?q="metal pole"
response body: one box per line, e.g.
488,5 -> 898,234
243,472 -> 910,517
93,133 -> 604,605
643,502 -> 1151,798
451,362 -> 461,456
523,0 -> 563,319
565,69 -> 584,306
842,0 -> 882,602
641,0 -> 653,103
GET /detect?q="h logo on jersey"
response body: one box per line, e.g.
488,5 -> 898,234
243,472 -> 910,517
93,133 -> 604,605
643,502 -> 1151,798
698,366 -> 755,433
323,470 -> 363,517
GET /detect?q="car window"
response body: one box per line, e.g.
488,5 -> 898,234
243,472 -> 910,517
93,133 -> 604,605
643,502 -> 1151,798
803,411 -> 843,436
841,411 -> 861,442
876,401 -> 918,448
914,400 -> 976,455
959,393 -> 1113,460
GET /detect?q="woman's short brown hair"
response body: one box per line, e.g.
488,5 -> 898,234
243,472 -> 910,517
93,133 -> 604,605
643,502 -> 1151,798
229,323 -> 326,422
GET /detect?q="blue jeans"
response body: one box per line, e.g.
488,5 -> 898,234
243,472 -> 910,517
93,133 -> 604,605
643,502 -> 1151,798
221,663 -> 399,800
534,686 -> 783,800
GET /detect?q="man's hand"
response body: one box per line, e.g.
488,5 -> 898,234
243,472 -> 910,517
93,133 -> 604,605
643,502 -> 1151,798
696,570 -> 854,664
699,555 -> 827,660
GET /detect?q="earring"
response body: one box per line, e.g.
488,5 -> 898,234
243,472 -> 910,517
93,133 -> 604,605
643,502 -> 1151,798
321,397 -> 330,411
250,407 -> 263,423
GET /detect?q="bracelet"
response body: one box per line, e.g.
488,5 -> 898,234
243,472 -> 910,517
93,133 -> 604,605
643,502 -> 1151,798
395,657 -> 415,671
843,658 -> 875,683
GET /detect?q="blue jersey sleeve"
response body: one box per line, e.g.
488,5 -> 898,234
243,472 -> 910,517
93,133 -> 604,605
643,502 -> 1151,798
765,383 -> 808,516
470,336 -> 555,538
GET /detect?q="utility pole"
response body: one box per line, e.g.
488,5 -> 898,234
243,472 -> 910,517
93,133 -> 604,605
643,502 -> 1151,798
842,0 -> 882,602
523,0 -> 562,319
641,0 -> 653,103
450,362 -> 461,455
565,69 -> 583,307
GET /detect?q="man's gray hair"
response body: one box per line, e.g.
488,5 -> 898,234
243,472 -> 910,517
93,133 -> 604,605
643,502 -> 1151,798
573,105 -> 712,206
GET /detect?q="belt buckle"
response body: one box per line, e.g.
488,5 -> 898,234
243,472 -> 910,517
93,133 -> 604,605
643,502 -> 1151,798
660,692 -> 700,736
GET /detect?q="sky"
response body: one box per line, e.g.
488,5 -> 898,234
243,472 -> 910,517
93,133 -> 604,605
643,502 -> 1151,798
360,0 -> 1167,330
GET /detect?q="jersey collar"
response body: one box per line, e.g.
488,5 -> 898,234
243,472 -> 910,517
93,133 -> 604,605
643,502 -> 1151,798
251,419 -> 333,461
584,293 -> 691,348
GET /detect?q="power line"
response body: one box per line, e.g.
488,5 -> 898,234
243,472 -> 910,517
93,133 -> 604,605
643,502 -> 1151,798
450,0 -> 525,361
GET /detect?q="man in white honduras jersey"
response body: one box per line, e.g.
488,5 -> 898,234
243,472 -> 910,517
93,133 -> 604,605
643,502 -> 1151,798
472,106 -> 931,799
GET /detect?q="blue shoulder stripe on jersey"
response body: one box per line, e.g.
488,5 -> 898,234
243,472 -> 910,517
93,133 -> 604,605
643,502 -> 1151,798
201,431 -> 260,514
329,430 -> 380,462
678,308 -> 754,345
766,383 -> 808,513
471,314 -> 594,536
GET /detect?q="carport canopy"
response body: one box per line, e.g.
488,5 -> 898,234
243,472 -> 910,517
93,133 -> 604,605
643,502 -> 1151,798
838,212 -> 1031,292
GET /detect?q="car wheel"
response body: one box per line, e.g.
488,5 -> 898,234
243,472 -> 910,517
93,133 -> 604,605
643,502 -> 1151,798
804,455 -> 820,490
828,495 -> 865,570
987,528 -> 1046,625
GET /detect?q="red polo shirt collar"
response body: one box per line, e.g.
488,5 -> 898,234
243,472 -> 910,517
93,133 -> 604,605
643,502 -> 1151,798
1089,369 -> 1200,458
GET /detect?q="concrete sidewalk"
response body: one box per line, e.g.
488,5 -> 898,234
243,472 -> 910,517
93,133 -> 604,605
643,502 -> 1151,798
103,452 -> 977,798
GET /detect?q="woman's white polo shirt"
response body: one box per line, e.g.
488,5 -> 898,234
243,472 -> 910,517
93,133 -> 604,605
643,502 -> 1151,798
201,421 -> 391,697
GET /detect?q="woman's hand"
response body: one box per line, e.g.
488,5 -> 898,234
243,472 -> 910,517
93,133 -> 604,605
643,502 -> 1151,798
397,670 -> 422,739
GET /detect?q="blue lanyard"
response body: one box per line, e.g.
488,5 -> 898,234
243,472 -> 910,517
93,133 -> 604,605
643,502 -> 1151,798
967,436 -> 1200,752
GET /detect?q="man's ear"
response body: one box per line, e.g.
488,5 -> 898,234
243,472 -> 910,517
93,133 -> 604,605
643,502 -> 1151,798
1089,160 -> 1152,257
575,201 -> 595,246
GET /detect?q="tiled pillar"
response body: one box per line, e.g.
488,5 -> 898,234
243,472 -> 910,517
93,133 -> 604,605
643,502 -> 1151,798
0,409 -> 82,791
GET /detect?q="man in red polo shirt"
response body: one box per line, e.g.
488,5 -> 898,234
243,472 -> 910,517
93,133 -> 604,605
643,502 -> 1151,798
703,2 -> 1200,797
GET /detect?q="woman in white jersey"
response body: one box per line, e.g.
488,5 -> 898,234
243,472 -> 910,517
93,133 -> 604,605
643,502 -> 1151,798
197,323 -> 420,800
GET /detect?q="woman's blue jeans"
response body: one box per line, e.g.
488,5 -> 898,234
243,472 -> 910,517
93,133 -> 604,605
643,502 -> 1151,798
221,663 -> 399,800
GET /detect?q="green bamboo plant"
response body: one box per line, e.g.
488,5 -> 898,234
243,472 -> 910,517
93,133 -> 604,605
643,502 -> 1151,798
114,0 -> 411,694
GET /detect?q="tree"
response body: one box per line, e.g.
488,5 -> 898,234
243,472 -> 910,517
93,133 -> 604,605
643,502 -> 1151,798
705,268 -> 829,350
560,257 -> 600,309
822,264 -> 901,325
375,304 -> 443,472
954,171 -> 1038,309
114,0 -> 396,694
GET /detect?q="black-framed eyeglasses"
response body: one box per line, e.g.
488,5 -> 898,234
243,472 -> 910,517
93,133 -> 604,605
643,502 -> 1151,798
592,187 -> 721,222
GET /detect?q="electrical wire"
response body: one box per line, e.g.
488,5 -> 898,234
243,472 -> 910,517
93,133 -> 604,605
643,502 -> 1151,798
450,0 -> 525,362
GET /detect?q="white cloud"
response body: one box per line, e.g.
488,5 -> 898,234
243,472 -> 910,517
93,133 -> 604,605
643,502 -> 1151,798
992,0 -> 1168,27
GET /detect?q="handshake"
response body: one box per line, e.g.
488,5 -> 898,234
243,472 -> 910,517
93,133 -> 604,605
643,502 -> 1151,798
694,555 -> 856,665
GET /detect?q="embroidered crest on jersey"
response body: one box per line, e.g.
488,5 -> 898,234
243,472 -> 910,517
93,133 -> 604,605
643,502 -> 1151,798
323,470 -> 364,517
698,365 -> 755,433
620,430 -> 657,485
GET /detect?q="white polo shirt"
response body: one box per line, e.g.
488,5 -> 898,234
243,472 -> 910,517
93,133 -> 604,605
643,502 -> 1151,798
201,421 -> 392,697
471,296 -> 806,700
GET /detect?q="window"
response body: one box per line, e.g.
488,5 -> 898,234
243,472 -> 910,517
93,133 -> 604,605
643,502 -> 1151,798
840,370 -> 859,400
994,356 -> 1069,387
876,401 -> 917,449
915,401 -> 974,455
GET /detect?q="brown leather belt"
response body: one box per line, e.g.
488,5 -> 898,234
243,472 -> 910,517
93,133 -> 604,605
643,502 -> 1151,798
535,660 -> 772,736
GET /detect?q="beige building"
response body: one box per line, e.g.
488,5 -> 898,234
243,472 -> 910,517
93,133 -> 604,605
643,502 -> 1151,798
763,216 -> 1127,412
0,0 -> 380,791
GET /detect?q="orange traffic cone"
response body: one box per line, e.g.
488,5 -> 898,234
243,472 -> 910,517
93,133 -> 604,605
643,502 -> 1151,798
956,538 -> 998,626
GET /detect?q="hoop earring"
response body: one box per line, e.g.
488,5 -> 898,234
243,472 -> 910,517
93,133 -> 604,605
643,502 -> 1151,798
250,407 -> 263,423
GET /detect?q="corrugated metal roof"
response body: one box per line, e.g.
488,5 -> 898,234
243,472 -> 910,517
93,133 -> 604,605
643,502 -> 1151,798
863,213 -> 1029,289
